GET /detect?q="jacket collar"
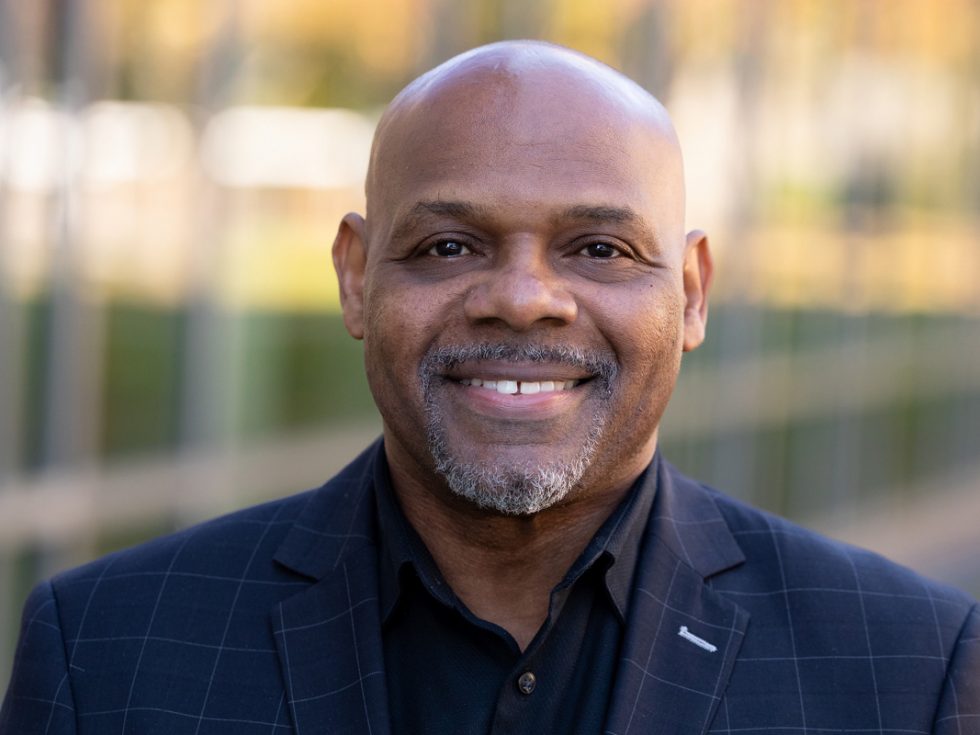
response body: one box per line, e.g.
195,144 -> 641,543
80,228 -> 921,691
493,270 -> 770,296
648,458 -> 746,579
272,443 -> 746,584
272,439 -> 383,581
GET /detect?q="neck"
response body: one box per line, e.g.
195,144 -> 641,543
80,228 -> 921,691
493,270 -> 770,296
386,445 -> 650,650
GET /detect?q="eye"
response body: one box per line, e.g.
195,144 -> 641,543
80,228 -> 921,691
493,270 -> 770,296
427,240 -> 472,257
580,241 -> 621,259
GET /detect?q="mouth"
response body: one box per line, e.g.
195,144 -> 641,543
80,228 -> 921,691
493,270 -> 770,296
455,377 -> 583,395
436,369 -> 595,428
420,343 -> 616,407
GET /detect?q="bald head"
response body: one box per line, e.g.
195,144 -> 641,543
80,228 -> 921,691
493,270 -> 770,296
365,41 -> 685,238
375,40 -> 676,144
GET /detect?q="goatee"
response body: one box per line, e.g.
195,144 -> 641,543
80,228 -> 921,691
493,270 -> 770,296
419,343 -> 617,516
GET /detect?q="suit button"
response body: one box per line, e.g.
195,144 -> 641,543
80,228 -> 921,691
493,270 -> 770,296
517,671 -> 536,695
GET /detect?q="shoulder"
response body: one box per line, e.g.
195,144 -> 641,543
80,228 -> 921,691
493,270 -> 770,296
1,490 -> 319,731
48,438 -> 382,610
45,490 -> 313,633
56,488 -> 313,581
667,465 -> 978,664
2,442 -> 384,729
706,480 -> 973,611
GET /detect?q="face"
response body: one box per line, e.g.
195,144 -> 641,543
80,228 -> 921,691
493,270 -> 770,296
334,69 -> 711,515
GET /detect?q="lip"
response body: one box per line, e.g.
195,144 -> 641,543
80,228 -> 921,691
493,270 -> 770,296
441,374 -> 590,421
442,360 -> 594,384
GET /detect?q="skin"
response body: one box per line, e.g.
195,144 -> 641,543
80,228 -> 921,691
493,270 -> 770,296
333,41 -> 712,649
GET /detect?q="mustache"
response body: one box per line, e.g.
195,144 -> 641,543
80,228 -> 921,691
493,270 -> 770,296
419,343 -> 619,387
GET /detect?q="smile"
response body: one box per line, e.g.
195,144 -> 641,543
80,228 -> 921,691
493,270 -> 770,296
457,378 -> 580,395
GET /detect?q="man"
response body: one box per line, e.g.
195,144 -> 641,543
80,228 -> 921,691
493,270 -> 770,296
2,40 -> 978,734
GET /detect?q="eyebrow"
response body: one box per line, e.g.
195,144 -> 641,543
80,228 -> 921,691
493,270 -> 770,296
411,200 -> 485,219
560,204 -> 661,252
389,200 -> 658,248
408,201 -> 639,223
388,200 -> 487,242
560,204 -> 640,224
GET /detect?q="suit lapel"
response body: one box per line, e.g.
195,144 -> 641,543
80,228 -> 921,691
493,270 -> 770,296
273,549 -> 390,735
271,441 -> 392,735
605,460 -> 750,735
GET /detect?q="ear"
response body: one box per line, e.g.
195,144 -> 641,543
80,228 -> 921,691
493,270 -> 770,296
332,212 -> 368,340
681,229 -> 713,352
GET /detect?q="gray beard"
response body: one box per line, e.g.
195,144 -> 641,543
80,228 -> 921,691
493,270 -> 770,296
420,344 -> 616,516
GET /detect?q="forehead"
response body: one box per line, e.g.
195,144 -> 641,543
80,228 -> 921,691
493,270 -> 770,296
368,65 -> 684,238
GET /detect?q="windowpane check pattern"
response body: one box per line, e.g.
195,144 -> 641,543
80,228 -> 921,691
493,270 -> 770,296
2,441 -> 977,733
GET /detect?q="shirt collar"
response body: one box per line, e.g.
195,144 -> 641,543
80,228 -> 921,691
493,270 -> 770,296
375,449 -> 660,624
594,452 -> 659,618
375,452 -> 454,621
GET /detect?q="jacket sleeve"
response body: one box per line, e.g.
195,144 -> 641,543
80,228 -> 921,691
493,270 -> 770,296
0,580 -> 77,734
932,602 -> 980,734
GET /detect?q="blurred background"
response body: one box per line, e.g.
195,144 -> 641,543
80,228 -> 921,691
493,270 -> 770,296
2,0 -> 980,689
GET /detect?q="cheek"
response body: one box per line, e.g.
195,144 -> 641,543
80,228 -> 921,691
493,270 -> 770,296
362,286 -> 410,402
361,277 -> 453,401
595,282 -> 686,363
364,271 -> 471,350
607,289 -> 686,410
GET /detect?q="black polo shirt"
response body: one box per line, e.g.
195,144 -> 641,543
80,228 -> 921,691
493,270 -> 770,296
375,453 -> 658,735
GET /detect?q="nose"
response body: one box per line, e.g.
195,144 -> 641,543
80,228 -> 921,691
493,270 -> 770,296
463,244 -> 577,331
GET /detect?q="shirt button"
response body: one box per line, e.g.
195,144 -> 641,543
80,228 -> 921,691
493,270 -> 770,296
517,671 -> 536,695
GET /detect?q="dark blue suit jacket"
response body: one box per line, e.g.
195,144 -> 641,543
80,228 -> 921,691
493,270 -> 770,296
3,441 -> 978,733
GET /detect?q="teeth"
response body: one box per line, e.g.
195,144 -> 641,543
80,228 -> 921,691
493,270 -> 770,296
460,378 -> 579,394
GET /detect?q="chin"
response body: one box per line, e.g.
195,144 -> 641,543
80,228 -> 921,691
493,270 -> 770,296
425,417 -> 605,517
